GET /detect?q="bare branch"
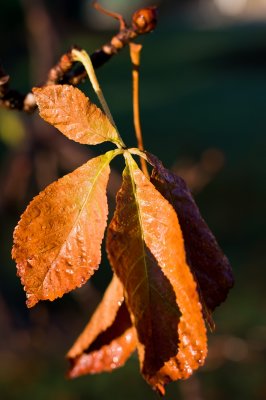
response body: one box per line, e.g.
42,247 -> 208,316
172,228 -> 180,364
0,6 -> 157,113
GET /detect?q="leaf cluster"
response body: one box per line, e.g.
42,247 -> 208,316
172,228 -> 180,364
12,81 -> 233,394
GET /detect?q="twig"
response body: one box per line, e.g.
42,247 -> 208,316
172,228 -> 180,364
92,0 -> 127,30
0,5 -> 157,113
129,42 -> 149,178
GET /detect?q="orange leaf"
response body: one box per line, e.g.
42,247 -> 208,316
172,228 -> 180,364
67,274 -> 137,377
33,85 -> 122,146
12,151 -> 116,307
147,152 -> 234,320
106,154 -> 207,395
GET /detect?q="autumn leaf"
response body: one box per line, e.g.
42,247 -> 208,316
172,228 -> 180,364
106,153 -> 207,395
33,85 -> 122,146
147,152 -> 234,320
12,151 -> 117,307
67,274 -> 137,377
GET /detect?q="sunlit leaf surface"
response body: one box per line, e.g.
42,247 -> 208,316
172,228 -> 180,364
12,152 -> 115,307
33,85 -> 121,146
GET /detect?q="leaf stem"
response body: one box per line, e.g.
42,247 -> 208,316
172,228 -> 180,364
72,48 -> 126,149
128,147 -> 147,161
129,43 -> 149,178
108,148 -> 125,160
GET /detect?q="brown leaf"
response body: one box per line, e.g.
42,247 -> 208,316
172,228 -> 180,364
147,152 -> 234,318
106,154 -> 207,395
12,151 -> 115,307
67,274 -> 137,377
33,85 -> 122,146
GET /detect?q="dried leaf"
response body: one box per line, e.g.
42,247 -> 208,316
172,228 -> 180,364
68,274 -> 137,377
147,152 -> 234,317
33,85 -> 122,146
12,151 -> 115,307
106,154 -> 207,394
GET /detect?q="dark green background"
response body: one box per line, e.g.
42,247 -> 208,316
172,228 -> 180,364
0,1 -> 265,399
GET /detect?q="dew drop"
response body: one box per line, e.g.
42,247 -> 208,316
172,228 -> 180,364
112,356 -> 119,364
125,332 -> 133,343
78,277 -> 86,287
186,366 -> 192,375
182,335 -> 189,346
66,268 -> 74,275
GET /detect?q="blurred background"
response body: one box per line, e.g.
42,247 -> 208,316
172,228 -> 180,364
0,0 -> 266,399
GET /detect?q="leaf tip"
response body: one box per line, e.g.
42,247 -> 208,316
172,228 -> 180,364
66,357 -> 79,379
154,383 -> 165,397
26,293 -> 38,308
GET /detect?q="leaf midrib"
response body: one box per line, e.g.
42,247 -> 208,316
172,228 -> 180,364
126,157 -> 181,351
126,156 -> 156,349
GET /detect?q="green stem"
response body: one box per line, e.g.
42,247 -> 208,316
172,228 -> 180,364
128,147 -> 148,160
